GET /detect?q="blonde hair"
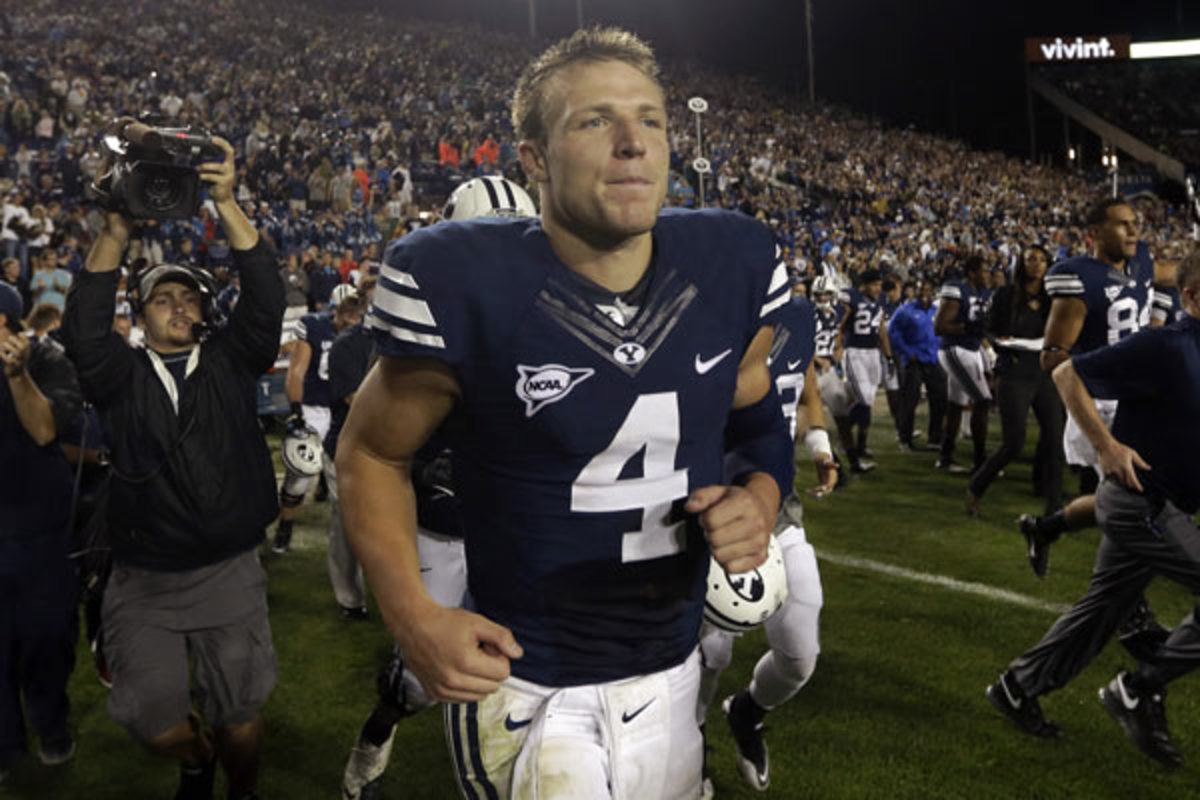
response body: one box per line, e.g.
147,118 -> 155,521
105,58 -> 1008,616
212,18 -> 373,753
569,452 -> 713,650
511,26 -> 661,145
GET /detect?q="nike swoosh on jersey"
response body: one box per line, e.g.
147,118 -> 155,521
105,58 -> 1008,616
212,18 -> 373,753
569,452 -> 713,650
504,714 -> 534,731
621,698 -> 656,724
787,359 -> 804,371
694,349 -> 733,374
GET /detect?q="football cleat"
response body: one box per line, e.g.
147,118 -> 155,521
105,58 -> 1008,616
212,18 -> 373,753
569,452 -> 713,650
985,671 -> 1060,738
850,459 -> 876,474
343,726 -> 397,799
37,736 -> 75,766
723,692 -> 769,791
1017,515 -> 1051,579
271,528 -> 292,555
1099,672 -> 1183,767
935,458 -> 968,474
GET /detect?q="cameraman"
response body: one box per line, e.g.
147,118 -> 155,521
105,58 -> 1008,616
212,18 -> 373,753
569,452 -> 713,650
61,137 -> 284,800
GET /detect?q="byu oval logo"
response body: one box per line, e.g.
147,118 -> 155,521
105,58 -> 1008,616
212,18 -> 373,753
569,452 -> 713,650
613,342 -> 646,366
728,571 -> 766,603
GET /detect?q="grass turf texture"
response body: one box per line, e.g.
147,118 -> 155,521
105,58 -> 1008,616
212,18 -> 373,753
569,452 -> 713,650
5,407 -> 1199,799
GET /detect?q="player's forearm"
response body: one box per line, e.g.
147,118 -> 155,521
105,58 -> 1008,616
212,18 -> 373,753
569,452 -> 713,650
1052,360 -> 1115,453
337,445 -> 438,641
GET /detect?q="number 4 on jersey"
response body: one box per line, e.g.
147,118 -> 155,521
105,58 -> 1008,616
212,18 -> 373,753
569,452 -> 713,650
570,392 -> 690,563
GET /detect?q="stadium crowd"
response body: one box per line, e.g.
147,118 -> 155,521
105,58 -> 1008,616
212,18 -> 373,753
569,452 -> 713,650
3,0 -> 1199,796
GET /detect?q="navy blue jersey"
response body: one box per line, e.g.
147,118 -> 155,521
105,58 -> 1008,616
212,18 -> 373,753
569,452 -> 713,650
843,288 -> 884,349
937,280 -> 992,351
1043,251 -> 1154,354
1074,315 -> 1200,513
768,296 -> 817,440
814,303 -> 843,360
367,209 -> 789,686
294,311 -> 336,407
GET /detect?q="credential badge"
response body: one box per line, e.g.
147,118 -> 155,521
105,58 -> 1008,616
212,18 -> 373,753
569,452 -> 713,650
515,364 -> 595,417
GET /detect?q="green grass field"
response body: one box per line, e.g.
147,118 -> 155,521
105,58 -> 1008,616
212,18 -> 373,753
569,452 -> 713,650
5,406 -> 1200,799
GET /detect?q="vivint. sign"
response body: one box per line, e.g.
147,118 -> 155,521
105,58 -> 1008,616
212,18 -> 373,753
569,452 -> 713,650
1026,35 -> 1131,64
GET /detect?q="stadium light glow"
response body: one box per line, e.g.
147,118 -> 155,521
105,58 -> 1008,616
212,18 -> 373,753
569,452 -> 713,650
1130,38 -> 1200,59
1068,147 -> 1076,161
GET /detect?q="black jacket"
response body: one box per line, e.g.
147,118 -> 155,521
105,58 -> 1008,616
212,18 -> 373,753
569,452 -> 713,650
0,336 -> 81,565
62,239 -> 285,571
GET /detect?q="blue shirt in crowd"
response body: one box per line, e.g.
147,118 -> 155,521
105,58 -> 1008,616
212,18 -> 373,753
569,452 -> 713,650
887,298 -> 941,366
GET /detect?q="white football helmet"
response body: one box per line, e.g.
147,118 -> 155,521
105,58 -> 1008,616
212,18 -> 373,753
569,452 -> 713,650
443,176 -> 536,221
281,427 -> 323,478
704,535 -> 789,633
329,283 -> 358,310
812,275 -> 837,311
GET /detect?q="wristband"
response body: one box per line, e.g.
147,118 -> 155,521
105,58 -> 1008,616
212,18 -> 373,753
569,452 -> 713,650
290,402 -> 303,417
803,427 -> 833,460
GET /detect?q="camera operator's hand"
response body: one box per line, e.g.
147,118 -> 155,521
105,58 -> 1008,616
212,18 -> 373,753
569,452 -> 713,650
198,136 -> 237,205
201,137 -> 259,251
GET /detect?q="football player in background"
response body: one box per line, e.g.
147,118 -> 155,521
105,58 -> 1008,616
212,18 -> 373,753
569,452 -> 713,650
696,288 -> 835,795
271,284 -> 361,558
839,268 -> 892,473
933,254 -> 993,473
337,28 -> 792,800
1018,201 -> 1175,574
811,275 -> 852,484
340,177 -> 536,800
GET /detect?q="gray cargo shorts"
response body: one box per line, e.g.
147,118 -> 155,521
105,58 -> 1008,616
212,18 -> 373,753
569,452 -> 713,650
102,550 -> 277,743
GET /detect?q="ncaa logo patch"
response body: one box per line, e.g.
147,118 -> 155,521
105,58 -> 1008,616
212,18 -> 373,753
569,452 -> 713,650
613,342 -> 646,366
515,364 -> 595,417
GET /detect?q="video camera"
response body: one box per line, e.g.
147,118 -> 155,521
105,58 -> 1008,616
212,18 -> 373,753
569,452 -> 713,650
91,120 -> 223,220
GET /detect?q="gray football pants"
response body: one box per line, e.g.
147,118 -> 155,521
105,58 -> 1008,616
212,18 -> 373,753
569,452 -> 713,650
1010,479 -> 1200,697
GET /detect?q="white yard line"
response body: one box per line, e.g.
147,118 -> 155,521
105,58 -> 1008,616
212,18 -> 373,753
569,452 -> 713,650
816,550 -> 1071,615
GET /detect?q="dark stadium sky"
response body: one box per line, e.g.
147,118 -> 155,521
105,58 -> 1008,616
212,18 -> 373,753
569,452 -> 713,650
372,0 -> 1199,156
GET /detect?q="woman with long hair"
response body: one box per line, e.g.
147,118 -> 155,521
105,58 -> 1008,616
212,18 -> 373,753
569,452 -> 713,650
967,245 -> 1064,515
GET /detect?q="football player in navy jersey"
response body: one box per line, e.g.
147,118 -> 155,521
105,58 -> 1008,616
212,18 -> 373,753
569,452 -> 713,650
697,291 -> 836,794
839,268 -> 893,472
271,284 -> 362,557
811,276 -> 854,480
1016,199 -> 1173,656
1018,201 -> 1172,577
337,28 -> 792,800
933,255 -> 993,473
879,277 -> 906,443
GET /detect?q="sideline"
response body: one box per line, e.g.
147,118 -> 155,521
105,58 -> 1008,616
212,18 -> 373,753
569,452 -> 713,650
816,549 -> 1072,615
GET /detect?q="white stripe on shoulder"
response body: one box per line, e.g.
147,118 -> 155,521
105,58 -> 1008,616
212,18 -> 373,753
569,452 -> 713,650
767,261 -> 789,294
760,290 -> 790,318
938,285 -> 962,299
374,286 -> 438,327
380,263 -> 420,289
366,314 -> 446,349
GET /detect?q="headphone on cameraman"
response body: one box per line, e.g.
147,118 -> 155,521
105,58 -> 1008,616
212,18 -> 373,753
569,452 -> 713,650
128,262 -> 221,341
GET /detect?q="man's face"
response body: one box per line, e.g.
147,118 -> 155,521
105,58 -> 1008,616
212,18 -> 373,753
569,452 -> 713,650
2,260 -> 17,282
917,282 -> 934,307
140,281 -> 202,352
862,280 -> 882,300
1093,204 -> 1138,265
522,59 -> 669,246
